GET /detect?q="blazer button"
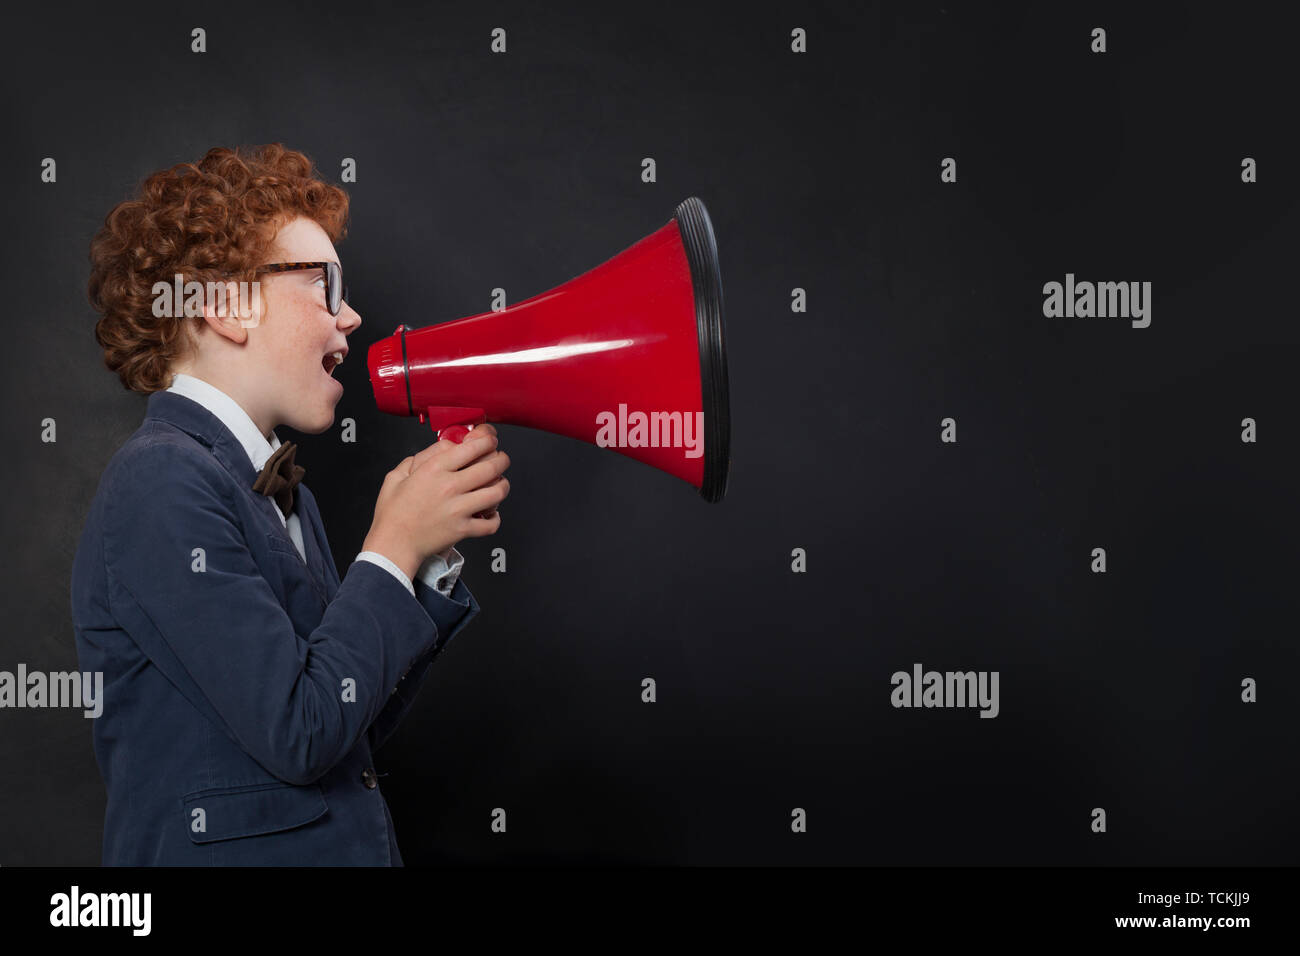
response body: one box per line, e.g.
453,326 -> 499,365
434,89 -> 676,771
361,768 -> 379,790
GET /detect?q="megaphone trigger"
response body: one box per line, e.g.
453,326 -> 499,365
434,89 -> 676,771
436,424 -> 473,444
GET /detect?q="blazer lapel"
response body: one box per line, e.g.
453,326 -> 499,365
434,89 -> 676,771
294,488 -> 334,602
144,392 -> 334,606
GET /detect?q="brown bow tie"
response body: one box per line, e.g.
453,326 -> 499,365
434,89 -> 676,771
252,441 -> 305,515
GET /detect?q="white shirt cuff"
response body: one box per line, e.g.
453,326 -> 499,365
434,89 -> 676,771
355,551 -> 415,596
416,546 -> 464,597
355,547 -> 464,598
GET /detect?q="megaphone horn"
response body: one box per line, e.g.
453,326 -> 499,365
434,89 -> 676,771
368,197 -> 732,502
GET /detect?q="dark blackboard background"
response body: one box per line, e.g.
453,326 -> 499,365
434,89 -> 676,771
1,0 -> 1297,865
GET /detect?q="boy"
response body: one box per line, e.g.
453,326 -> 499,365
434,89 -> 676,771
71,144 -> 510,865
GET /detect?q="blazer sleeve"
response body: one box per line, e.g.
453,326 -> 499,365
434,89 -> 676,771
102,438 -> 450,786
367,573 -> 479,753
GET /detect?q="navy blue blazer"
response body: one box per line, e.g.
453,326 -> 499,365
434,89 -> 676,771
70,390 -> 479,865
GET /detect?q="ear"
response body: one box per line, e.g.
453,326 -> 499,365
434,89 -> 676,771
200,280 -> 255,344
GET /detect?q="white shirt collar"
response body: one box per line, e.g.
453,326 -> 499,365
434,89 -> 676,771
166,372 -> 282,471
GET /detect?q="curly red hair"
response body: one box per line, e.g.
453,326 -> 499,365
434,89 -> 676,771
88,144 -> 350,393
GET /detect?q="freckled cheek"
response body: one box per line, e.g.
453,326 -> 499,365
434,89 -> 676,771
281,310 -> 323,372
263,297 -> 310,370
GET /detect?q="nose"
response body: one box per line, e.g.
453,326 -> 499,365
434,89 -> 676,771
339,300 -> 361,334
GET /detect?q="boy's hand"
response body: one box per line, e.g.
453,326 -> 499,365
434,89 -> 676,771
417,424 -> 501,519
362,424 -> 510,581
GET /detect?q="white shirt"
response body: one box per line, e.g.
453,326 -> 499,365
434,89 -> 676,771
166,372 -> 463,598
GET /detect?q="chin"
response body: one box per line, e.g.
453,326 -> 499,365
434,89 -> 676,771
303,412 -> 335,435
286,407 -> 335,436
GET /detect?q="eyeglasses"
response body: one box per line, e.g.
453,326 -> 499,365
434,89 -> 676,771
251,261 -> 350,316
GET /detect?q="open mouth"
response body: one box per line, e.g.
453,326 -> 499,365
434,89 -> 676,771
322,350 -> 345,376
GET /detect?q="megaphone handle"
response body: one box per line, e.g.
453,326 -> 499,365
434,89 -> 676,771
433,423 -> 497,519
420,406 -> 488,440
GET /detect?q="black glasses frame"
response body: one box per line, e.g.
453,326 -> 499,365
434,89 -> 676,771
251,261 -> 349,316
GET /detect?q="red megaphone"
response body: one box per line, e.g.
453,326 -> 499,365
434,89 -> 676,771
367,197 -> 731,502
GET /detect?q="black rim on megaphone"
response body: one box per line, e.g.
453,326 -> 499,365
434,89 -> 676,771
674,197 -> 731,504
